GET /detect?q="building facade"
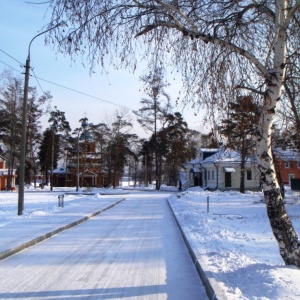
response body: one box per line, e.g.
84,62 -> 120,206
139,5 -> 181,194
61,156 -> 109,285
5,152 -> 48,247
0,155 -> 16,190
183,148 -> 260,190
273,148 -> 300,185
52,118 -> 108,188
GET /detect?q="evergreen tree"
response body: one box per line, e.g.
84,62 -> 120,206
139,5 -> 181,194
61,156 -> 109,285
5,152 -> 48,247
0,72 -> 49,188
109,112 -> 138,188
139,139 -> 153,187
38,128 -> 59,186
220,96 -> 260,193
27,88 -> 51,187
134,68 -> 172,189
47,107 -> 71,190
0,76 -> 22,189
163,112 -> 189,187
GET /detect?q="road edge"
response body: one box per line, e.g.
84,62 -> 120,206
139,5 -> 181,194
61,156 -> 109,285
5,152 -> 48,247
0,198 -> 126,261
167,198 -> 228,300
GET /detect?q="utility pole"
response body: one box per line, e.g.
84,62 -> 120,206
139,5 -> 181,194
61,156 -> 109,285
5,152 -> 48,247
17,21 -> 66,215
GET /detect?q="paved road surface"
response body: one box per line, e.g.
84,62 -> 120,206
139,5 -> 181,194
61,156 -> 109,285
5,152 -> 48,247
0,192 -> 208,299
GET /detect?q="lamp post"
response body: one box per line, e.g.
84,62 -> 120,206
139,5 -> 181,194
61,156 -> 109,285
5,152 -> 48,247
73,127 -> 82,192
152,86 -> 159,190
76,132 -> 80,192
18,22 -> 65,215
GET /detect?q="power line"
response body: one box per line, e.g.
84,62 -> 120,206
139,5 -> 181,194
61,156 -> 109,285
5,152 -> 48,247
0,49 -> 135,112
0,58 -> 55,115
34,75 -> 135,111
31,69 -> 46,94
0,60 -> 22,74
0,49 -> 23,66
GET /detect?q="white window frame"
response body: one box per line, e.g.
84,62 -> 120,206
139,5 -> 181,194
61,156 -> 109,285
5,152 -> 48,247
212,170 -> 215,180
285,161 -> 290,169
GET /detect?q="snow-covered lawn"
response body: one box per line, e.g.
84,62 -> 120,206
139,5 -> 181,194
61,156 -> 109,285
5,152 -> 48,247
168,186 -> 300,300
0,184 -> 300,299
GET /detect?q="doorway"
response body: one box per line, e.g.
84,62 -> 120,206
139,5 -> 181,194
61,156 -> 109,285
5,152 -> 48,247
225,172 -> 232,187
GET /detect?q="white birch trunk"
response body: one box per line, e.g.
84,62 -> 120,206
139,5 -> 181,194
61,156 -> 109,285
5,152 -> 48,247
257,0 -> 300,267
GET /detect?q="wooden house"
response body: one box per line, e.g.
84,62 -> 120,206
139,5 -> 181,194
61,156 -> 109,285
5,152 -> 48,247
52,118 -> 108,188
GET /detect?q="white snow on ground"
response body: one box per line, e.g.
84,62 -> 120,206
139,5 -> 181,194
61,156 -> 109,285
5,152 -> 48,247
0,184 -> 300,299
168,186 -> 300,300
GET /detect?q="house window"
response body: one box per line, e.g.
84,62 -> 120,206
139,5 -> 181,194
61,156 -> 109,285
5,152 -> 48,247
212,170 -> 215,180
285,161 -> 290,168
298,161 -> 300,169
246,170 -> 252,181
207,170 -> 210,180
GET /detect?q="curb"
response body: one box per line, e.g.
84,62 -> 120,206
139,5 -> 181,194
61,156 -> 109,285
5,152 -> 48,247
0,198 -> 126,261
167,199 -> 227,300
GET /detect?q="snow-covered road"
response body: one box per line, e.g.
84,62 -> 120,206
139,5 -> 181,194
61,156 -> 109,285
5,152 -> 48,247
0,192 -> 208,299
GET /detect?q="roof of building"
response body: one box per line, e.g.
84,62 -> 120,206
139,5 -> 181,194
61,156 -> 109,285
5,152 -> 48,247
201,148 -> 255,164
184,157 -> 202,165
273,148 -> 300,161
79,130 -> 94,142
0,169 -> 16,175
53,167 -> 67,174
199,148 -> 219,152
202,149 -> 241,163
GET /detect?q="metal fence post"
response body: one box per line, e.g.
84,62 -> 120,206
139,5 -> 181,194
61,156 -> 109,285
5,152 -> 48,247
207,196 -> 209,213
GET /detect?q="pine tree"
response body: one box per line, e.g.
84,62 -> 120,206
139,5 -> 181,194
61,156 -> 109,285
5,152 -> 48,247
134,68 -> 172,189
220,96 -> 260,193
0,76 -> 22,189
47,108 -> 71,190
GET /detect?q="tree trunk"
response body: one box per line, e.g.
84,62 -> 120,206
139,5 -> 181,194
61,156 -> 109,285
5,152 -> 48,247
240,159 -> 245,194
265,189 -> 300,265
257,0 -> 300,267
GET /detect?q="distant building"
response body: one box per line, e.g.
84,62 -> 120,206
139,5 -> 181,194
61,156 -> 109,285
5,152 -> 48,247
183,148 -> 218,187
199,149 -> 259,190
183,148 -> 260,190
0,155 -> 16,190
52,118 -> 108,188
273,147 -> 300,185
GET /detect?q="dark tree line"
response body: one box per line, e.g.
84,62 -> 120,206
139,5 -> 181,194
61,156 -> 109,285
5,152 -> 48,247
0,72 -> 51,189
0,72 -> 199,191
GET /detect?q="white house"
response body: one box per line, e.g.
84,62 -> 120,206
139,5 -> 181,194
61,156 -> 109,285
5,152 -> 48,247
183,148 -> 260,190
182,148 -> 218,187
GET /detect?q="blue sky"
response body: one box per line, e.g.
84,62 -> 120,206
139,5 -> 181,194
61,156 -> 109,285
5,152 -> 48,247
0,0 -> 204,136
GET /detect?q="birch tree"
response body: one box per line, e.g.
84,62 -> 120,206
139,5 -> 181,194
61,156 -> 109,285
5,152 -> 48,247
47,0 -> 300,266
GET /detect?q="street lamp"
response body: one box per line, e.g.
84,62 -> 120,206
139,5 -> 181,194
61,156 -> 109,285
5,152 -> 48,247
76,131 -> 80,192
18,22 -> 66,215
73,127 -> 82,192
152,86 -> 159,190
